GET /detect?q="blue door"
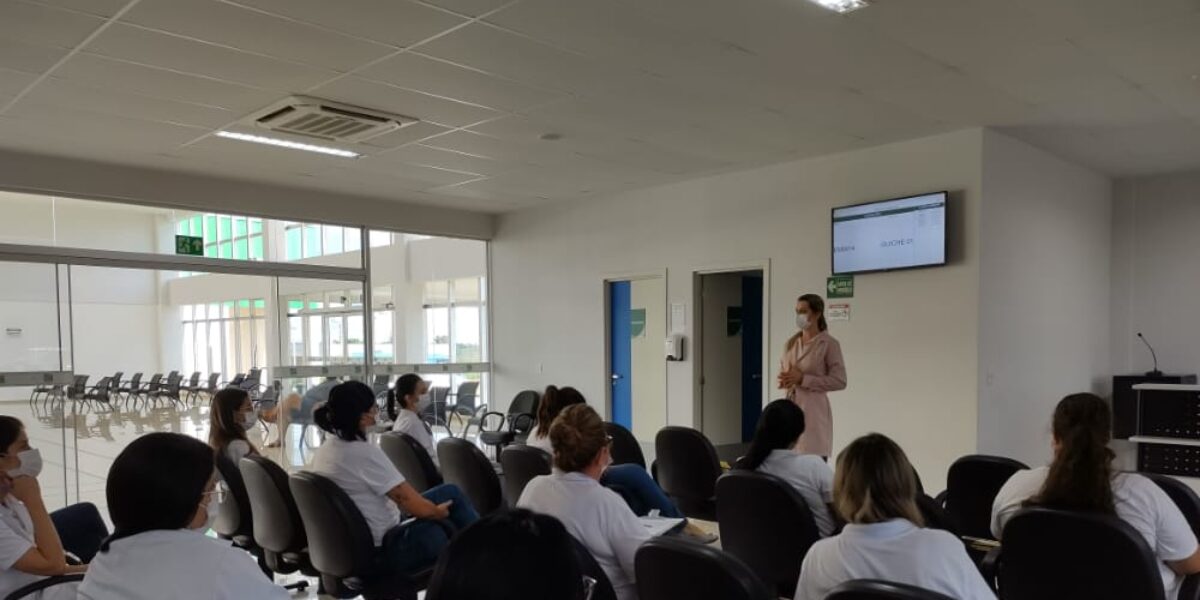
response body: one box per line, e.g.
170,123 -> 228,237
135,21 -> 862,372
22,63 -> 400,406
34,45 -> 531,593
741,275 -> 764,442
610,281 -> 632,428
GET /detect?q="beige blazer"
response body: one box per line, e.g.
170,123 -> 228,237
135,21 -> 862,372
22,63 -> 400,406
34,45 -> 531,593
779,331 -> 847,457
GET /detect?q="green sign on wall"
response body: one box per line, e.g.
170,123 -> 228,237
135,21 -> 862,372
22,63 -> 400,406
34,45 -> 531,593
175,235 -> 204,256
827,275 -> 854,299
630,308 -> 646,338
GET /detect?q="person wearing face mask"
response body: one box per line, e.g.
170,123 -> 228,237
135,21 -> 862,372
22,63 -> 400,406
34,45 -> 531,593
517,404 -> 652,600
207,388 -> 260,465
0,416 -> 84,600
78,432 -> 288,599
311,381 -> 479,580
388,374 -> 438,466
777,293 -> 847,459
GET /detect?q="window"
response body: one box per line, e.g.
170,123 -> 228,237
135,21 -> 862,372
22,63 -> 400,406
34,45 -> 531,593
422,277 -> 486,364
282,223 -> 362,261
175,212 -> 265,276
181,297 -> 266,380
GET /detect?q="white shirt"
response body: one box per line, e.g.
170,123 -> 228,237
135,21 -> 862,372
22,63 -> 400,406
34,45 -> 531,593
526,425 -> 553,454
78,529 -> 288,600
391,410 -> 438,466
796,519 -> 994,600
757,449 -> 837,537
0,497 -> 75,600
311,437 -> 405,546
518,472 -> 650,600
992,466 -> 1198,599
224,440 -> 252,465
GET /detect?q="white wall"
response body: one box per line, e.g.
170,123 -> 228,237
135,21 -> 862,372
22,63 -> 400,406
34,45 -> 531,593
492,129 -> 985,489
629,277 -> 667,442
976,131 -> 1113,468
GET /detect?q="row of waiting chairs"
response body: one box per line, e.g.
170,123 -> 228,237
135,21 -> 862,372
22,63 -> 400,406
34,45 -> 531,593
29,369 -> 268,411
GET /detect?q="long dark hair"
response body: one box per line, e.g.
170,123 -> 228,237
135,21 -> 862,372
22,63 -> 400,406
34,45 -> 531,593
798,294 -> 828,332
0,417 -> 22,454
314,381 -> 375,442
736,400 -> 805,471
102,432 -> 214,551
536,386 -> 587,439
208,388 -> 254,455
427,509 -> 584,600
387,374 -> 424,421
1028,393 -> 1116,515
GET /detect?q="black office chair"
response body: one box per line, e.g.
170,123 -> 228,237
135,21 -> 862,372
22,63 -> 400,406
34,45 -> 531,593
499,445 -> 551,505
421,386 -> 451,429
937,454 -> 1027,540
3,575 -> 84,600
826,580 -> 956,600
238,456 -> 315,592
48,502 -> 109,564
716,471 -> 821,597
289,471 -> 430,600
478,390 -> 539,455
447,381 -> 485,436
181,371 -> 203,404
438,438 -> 504,515
605,421 -> 646,469
635,536 -> 774,600
654,426 -> 722,520
995,507 -> 1174,600
572,535 -> 618,600
213,454 -> 258,552
380,432 -> 443,493
1145,472 -> 1200,539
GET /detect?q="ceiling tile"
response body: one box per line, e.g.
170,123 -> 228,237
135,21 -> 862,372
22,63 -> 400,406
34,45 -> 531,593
0,68 -> 38,102
359,52 -> 562,112
24,0 -> 130,18
0,104 -> 206,154
52,53 -> 280,112
416,23 -> 634,95
327,156 -> 482,185
958,41 -> 1131,107
424,129 -> 565,166
84,24 -> 338,90
420,0 -> 513,18
310,76 -> 501,128
1007,0 -> 1199,39
0,1 -> 105,49
226,0 -> 469,48
121,0 -> 394,72
1073,12 -> 1200,99
865,71 -> 1033,128
0,37 -> 69,73
13,77 -> 237,128
359,121 -> 452,149
383,143 -> 515,176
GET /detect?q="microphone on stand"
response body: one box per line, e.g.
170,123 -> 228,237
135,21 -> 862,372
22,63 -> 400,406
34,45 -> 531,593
1137,332 -> 1164,377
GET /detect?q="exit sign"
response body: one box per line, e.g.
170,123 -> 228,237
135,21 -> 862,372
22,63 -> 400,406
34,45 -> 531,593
175,235 -> 203,256
827,275 -> 854,299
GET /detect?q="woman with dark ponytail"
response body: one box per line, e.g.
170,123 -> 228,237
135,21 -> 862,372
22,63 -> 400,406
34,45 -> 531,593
79,432 -> 287,599
736,399 -> 836,536
526,385 -> 586,454
992,393 -> 1200,598
777,293 -> 846,459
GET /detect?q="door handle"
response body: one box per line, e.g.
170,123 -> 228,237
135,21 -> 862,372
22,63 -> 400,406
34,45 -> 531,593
751,374 -> 762,380
611,374 -> 623,381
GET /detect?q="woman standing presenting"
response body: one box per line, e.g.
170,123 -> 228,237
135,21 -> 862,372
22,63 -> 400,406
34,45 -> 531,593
778,293 -> 847,458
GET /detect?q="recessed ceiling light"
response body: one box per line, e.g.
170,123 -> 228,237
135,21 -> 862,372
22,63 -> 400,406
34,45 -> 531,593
808,0 -> 869,13
215,131 -> 360,158
539,132 -> 563,141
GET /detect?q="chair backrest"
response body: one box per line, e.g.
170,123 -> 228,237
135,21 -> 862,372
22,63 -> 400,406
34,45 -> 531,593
129,373 -> 142,386
499,445 -> 551,504
109,373 -> 122,391
1144,472 -> 1200,539
168,370 -> 179,380
229,373 -> 246,387
288,471 -> 376,579
509,390 -> 540,416
71,375 -> 88,394
188,372 -> 201,385
380,432 -> 443,493
635,536 -> 774,600
148,373 -> 162,385
213,453 -> 253,540
716,471 -> 821,597
998,507 -> 1165,600
826,580 -> 956,600
455,381 -> 480,409
206,372 -> 220,388
943,454 -> 1028,539
90,377 -> 111,398
438,437 -> 503,515
572,535 -> 618,600
604,422 -> 646,469
239,455 -> 305,555
654,426 -> 722,517
246,368 -> 262,384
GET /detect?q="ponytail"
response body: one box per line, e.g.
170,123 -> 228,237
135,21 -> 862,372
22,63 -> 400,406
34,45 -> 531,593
386,389 -> 398,421
315,381 -> 375,442
536,385 -> 586,439
737,400 -> 805,471
1028,393 -> 1116,515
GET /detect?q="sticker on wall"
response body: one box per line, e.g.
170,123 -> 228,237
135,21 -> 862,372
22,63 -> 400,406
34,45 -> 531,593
828,303 -> 851,322
630,308 -> 647,338
670,303 -> 686,334
727,306 -> 743,336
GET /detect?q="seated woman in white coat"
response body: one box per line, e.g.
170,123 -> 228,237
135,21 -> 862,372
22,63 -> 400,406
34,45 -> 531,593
388,374 -> 438,465
78,432 -> 289,600
735,399 -> 837,537
992,393 -> 1200,599
0,416 -> 85,600
517,404 -> 650,600
207,388 -> 261,465
795,433 -> 994,600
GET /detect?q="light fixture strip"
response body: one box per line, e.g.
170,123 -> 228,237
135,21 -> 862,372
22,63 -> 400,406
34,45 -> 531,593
809,0 -> 869,14
215,131 -> 360,158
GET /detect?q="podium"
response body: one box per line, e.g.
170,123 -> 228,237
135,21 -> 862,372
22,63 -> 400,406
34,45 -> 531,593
1113,374 -> 1197,439
1129,383 -> 1200,477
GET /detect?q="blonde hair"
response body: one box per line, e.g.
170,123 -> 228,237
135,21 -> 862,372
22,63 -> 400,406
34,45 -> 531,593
548,404 -> 607,473
833,433 -> 924,526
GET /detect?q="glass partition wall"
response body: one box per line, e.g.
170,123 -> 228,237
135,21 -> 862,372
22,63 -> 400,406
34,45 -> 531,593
0,191 -> 489,516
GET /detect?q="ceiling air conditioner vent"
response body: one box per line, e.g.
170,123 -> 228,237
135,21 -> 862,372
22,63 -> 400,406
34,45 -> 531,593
251,96 -> 418,143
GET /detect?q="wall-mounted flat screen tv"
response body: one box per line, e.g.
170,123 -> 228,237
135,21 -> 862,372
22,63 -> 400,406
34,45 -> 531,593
831,191 -> 948,275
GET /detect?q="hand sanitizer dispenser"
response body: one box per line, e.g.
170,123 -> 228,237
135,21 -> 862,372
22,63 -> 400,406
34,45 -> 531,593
665,334 -> 684,361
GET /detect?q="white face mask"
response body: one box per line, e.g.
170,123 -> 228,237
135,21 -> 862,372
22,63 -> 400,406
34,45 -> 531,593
796,314 -> 810,330
8,449 -> 42,479
241,411 -> 257,431
416,394 -> 432,412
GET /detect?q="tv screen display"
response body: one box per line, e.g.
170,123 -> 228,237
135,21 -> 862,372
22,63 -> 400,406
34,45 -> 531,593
832,191 -> 947,275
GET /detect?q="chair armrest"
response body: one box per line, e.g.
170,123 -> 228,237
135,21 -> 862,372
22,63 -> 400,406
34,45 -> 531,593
934,489 -> 949,507
4,574 -> 84,600
979,545 -> 1002,586
509,412 -> 536,433
471,404 -> 489,417
478,411 -> 506,433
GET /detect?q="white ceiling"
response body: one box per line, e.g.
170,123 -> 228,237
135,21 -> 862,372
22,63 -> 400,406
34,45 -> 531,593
1,0 -> 1199,213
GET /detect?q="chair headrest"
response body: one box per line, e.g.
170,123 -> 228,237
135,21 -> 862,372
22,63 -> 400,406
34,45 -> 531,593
635,536 -> 773,600
826,579 -> 957,600
239,456 -> 305,553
